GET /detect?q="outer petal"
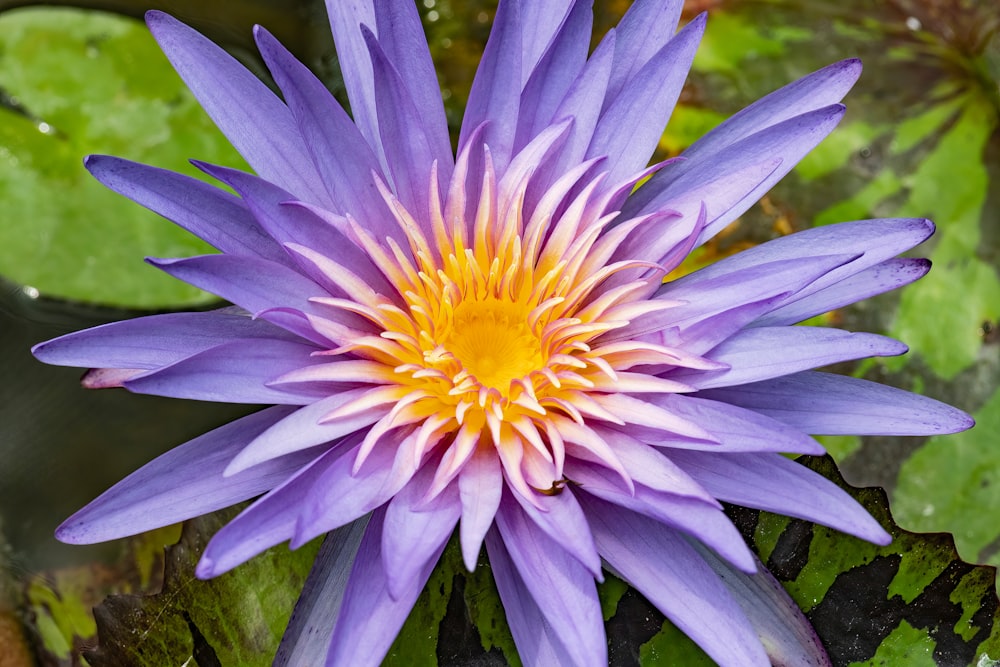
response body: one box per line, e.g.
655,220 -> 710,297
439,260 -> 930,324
568,462 -> 754,572
122,339 -> 328,404
586,13 -> 704,184
692,544 -> 833,667
146,254 -> 370,343
508,487 -> 602,577
485,528 -> 566,665
672,326 -> 907,389
324,1 -> 381,165
362,26 -> 441,221
197,442 -> 355,578
226,390 -> 384,473
671,218 -> 936,318
514,0 -> 592,150
758,257 -> 931,326
626,105 -> 848,244
381,460 -> 461,599
494,498 -> 607,667
682,58 -> 861,163
639,394 -> 825,455
190,161 -> 389,295
325,507 -> 446,667
698,371 -> 975,435
603,0 -> 684,102
611,254 -> 856,351
275,517 -> 369,667
84,156 -> 288,264
584,496 -> 770,667
458,0 -> 521,171
293,438 -> 416,548
669,450 -> 891,545
371,0 -> 452,171
517,0 -> 575,84
56,406 -> 301,544
31,309 -> 291,370
145,11 -> 325,202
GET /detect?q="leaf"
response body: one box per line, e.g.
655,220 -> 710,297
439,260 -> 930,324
887,95 -> 999,380
82,509 -> 318,667
0,8 -> 247,308
894,387 -> 1000,569
728,456 -> 1000,667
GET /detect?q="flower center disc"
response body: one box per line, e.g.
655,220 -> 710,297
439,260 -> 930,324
444,298 -> 543,393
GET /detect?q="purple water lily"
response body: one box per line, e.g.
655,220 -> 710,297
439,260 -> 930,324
34,1 -> 972,665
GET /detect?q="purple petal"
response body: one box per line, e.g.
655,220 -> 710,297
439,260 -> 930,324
670,450 -> 890,545
56,406 -> 301,544
121,338 -> 326,404
611,254 -> 856,351
32,309 -> 291,370
494,499 -> 607,667
539,30 -> 616,181
275,517 -> 369,667
642,395 -> 825,454
583,496 -> 770,667
485,528 -> 566,665
609,159 -> 779,277
518,1 -> 575,83
324,1 -> 381,166
325,506 -> 446,667
293,440 -> 412,548
84,155 -> 288,264
190,161 -> 388,295
691,544 -> 833,667
146,255 -> 362,338
759,257 -> 931,326
682,58 -> 861,164
371,1 -> 452,172
627,105 -> 848,244
382,461 -> 461,599
586,13 -> 704,184
673,326 -> 907,389
145,11 -> 325,202
514,0 -> 592,151
227,390 -> 383,474
253,26 -> 398,241
699,371 -> 975,435
675,218 -> 935,320
603,0 -> 684,102
197,442 -> 354,578
458,447 -> 503,571
569,464 -> 754,572
589,426 -> 715,501
362,26 -> 441,220
508,487 -> 602,577
459,0 -> 521,172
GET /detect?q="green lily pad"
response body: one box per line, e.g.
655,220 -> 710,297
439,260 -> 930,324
0,8 -> 247,308
894,387 -> 1000,569
82,510 -> 318,667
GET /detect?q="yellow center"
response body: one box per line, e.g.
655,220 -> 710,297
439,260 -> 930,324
443,298 -> 544,393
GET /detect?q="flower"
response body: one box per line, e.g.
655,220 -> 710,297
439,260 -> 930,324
33,1 -> 974,665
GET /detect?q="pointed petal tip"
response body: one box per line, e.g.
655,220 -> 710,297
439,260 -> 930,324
54,521 -> 86,545
194,556 -> 217,580
144,8 -> 165,24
